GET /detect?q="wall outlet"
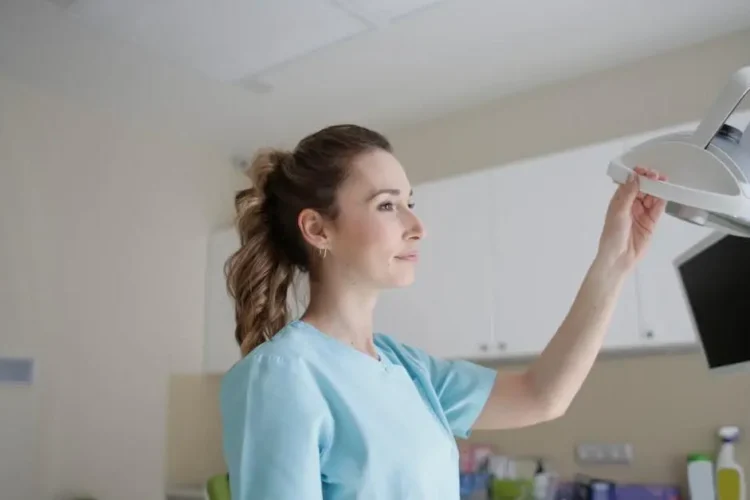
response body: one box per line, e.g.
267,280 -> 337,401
575,443 -> 633,465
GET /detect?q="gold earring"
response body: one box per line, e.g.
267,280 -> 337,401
319,247 -> 328,259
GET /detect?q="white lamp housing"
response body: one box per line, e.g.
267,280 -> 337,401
607,66 -> 750,237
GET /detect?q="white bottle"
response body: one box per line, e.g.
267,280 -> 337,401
533,460 -> 549,500
687,454 -> 716,500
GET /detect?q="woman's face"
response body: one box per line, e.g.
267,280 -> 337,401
308,149 -> 426,288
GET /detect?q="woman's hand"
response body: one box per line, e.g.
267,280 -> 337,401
597,166 -> 667,274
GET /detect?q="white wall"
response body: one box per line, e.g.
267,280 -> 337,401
0,75 -> 243,500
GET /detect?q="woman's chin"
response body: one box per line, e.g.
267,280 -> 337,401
386,270 -> 416,288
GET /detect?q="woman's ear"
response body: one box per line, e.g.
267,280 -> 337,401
298,208 -> 330,252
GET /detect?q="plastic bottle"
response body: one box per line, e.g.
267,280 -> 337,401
715,426 -> 746,500
533,460 -> 549,500
687,453 -> 715,500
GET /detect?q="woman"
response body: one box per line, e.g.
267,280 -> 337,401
220,124 -> 666,499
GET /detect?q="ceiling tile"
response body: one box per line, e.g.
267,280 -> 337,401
64,0 -> 368,82
333,0 -> 449,26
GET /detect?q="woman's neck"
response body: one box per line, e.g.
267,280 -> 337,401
301,278 -> 380,357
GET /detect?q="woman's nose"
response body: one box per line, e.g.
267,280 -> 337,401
406,211 -> 426,240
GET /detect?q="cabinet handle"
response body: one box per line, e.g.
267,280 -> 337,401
644,330 -> 655,339
479,344 -> 489,352
497,342 -> 507,351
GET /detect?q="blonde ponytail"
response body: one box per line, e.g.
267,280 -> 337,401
224,150 -> 295,356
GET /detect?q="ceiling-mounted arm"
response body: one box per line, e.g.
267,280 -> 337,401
691,66 -> 750,149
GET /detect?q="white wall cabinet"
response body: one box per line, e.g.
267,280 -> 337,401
488,140 -> 642,358
373,169 -> 498,360
374,140 -> 643,361
631,215 -> 712,347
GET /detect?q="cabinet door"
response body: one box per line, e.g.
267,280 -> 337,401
489,141 -> 641,358
632,206 -> 713,346
373,169 -> 496,360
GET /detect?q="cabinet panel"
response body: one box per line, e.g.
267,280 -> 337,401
632,209 -> 713,346
373,169 -> 496,360
489,141 -> 641,357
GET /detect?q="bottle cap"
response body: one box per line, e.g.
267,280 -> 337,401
687,453 -> 712,462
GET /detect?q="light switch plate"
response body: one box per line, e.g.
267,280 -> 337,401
575,443 -> 633,465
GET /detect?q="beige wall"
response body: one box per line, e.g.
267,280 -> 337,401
472,352 -> 749,486
0,75 -> 243,500
166,29 -> 750,489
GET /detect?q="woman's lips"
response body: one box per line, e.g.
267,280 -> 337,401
395,252 -> 419,262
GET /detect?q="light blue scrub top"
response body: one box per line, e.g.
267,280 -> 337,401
220,319 -> 497,500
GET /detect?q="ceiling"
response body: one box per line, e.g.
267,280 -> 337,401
2,0 -> 750,160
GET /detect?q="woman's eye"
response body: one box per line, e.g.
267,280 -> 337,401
377,200 -> 415,211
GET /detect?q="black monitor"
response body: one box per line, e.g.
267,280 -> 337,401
675,231 -> 750,372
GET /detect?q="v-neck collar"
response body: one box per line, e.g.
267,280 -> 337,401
291,319 -> 393,370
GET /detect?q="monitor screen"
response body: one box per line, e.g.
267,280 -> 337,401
676,233 -> 750,371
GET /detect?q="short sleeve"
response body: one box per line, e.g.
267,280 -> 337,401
394,341 -> 497,439
220,354 -> 331,500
